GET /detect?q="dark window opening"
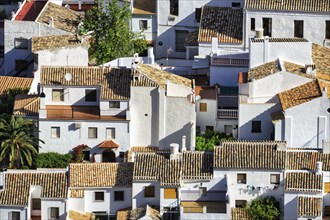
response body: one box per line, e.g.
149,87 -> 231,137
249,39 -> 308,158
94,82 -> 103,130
144,186 -> 155,197
175,30 -> 188,52
170,0 -> 178,16
32,198 -> 41,210
109,101 -> 120,108
195,8 -> 201,22
294,20 -> 304,38
139,20 -> 148,30
251,18 -> 255,31
325,20 -> 330,39
262,18 -> 272,37
114,191 -> 124,201
12,212 -> 20,220
85,89 -> 97,102
235,200 -> 247,208
14,38 -> 28,49
237,173 -> 246,184
83,150 -> 90,161
251,121 -> 261,133
95,192 -> 104,201
232,2 -> 241,7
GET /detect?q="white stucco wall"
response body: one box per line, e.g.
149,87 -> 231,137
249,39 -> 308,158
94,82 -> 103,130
196,99 -> 217,132
41,199 -> 66,220
245,10 -> 330,49
132,182 -> 160,209
67,197 -> 84,213
0,206 -> 26,220
166,81 -> 192,97
100,100 -> 128,117
131,15 -> 157,41
39,120 -> 130,154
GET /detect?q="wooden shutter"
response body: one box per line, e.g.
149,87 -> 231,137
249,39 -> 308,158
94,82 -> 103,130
164,188 -> 177,199
199,103 -> 207,112
325,182 -> 330,193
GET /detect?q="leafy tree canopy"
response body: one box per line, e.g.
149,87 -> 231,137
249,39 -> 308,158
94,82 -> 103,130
195,130 -> 233,151
246,196 -> 281,220
82,0 -> 148,64
36,152 -> 72,168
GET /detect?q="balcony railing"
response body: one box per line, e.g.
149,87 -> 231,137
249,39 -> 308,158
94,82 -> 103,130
217,109 -> 238,120
211,57 -> 249,67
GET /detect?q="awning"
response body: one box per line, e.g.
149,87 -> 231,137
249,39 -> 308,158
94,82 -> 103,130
99,140 -> 119,149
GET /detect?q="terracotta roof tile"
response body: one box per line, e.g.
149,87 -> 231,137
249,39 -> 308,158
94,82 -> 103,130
283,61 -> 315,79
13,94 -> 40,117
251,38 -> 309,43
195,86 -> 217,100
285,172 -> 323,192
36,2 -> 82,33
231,208 -> 253,220
161,159 -> 181,186
132,0 -> 155,14
131,146 -> 161,152
286,151 -> 321,170
298,196 -> 322,217
99,140 -> 120,149
182,151 -> 213,180
69,189 -> 84,198
133,153 -> 166,181
312,44 -> 330,80
69,163 -> 134,187
248,60 -> 280,81
0,171 -> 67,206
198,7 -> 243,44
32,35 -> 89,52
214,141 -> 286,169
278,80 -> 322,110
245,0 -> 330,12
0,76 -> 33,95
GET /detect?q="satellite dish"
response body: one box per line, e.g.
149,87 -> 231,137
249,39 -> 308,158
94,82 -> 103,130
65,73 -> 72,81
306,67 -> 312,74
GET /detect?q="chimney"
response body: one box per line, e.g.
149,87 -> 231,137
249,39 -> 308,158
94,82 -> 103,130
131,152 -> 135,162
316,161 -> 322,175
0,171 -> 5,190
263,36 -> 269,63
78,0 -> 82,10
147,46 -> 154,65
181,136 -> 186,152
322,87 -> 327,98
170,143 -> 179,160
211,37 -> 218,54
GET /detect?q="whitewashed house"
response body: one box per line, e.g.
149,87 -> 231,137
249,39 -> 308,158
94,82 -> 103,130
67,163 -> 134,219
0,169 -> 67,220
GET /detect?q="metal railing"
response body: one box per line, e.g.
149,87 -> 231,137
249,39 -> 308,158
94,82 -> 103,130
211,57 -> 249,67
217,109 -> 238,119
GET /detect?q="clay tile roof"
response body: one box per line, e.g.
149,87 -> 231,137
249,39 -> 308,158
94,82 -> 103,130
132,0 -> 156,14
161,159 -> 181,186
133,153 -> 165,181
32,35 -> 89,53
286,151 -> 320,170
0,76 -> 33,95
99,140 -> 120,149
231,208 -> 253,220
182,151 -> 213,180
251,38 -> 309,43
185,31 -> 198,47
133,64 -> 192,89
298,196 -> 322,217
69,163 -> 134,187
198,7 -> 243,44
195,86 -> 217,100
131,146 -> 160,152
69,189 -> 84,198
312,43 -> 330,80
283,62 -> 315,79
36,2 -> 82,33
285,172 -> 323,192
247,60 -> 280,81
245,0 -> 330,12
278,80 -> 322,110
13,94 -> 40,117
0,171 -> 67,206
214,141 -> 286,169
41,66 -> 132,100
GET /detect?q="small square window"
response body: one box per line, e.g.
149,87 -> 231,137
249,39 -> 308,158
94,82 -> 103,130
139,20 -> 148,30
83,150 -> 90,161
195,8 -> 201,22
109,101 -> 120,108
49,207 -> 59,219
251,121 -> 261,133
88,127 -> 98,139
270,174 -> 280,184
85,89 -> 97,102
14,38 -> 28,49
114,191 -> 124,201
12,212 -> 20,220
94,192 -> 104,201
51,127 -> 60,138
32,198 -> 41,210
144,186 -> 155,197
52,89 -> 64,102
237,173 -> 246,184
199,103 -> 207,112
235,200 -> 247,208
106,128 -> 115,139
326,20 -> 330,39
294,20 -> 304,38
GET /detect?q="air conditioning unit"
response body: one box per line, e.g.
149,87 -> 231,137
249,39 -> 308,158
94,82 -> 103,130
168,15 -> 176,21
74,123 -> 82,129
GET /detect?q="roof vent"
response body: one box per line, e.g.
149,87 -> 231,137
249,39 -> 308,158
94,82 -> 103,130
255,29 -> 264,39
305,64 -> 316,75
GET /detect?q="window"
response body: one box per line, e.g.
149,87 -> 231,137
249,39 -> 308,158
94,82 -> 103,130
270,174 -> 280,184
206,126 -> 214,131
199,103 -> 207,112
250,18 -> 255,31
262,18 -> 272,37
88,127 -> 97,139
237,173 -> 246,184
94,192 -> 104,201
109,101 -> 120,108
106,128 -> 115,139
251,121 -> 261,133
83,150 -> 90,161
175,30 -> 188,52
235,200 -> 247,208
14,38 -> 28,49
85,89 -> 97,102
325,20 -> 330,39
32,198 -> 41,210
232,2 -> 241,7
199,187 -> 207,196
144,186 -> 155,197
11,212 -> 20,220
195,8 -> 201,22
170,0 -> 178,16
52,89 -> 64,102
51,127 -> 60,138
206,202 -> 226,213
164,188 -> 177,199
15,59 -> 28,71
294,20 -> 304,38
49,207 -> 59,219
139,20 -> 148,30
114,191 -> 124,201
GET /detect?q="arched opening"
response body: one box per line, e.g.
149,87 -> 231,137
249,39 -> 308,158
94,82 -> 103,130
102,150 -> 116,162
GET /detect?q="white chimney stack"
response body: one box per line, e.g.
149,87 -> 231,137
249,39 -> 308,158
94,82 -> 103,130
181,136 -> 186,152
147,47 -> 154,64
316,161 -> 322,175
211,37 -> 218,54
78,0 -> 82,10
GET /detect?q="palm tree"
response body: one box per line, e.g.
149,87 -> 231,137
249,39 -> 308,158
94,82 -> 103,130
0,115 -> 41,169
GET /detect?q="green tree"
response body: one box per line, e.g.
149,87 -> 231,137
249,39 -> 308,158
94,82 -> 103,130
246,196 -> 280,220
82,0 -> 147,64
0,88 -> 29,114
195,130 -> 233,151
36,152 -> 72,168
0,116 -> 41,169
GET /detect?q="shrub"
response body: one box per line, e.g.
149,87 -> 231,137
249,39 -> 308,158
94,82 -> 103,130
195,130 -> 233,151
36,152 -> 72,168
246,196 -> 280,220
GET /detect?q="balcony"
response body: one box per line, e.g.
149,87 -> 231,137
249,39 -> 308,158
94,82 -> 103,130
211,57 -> 249,67
217,109 -> 238,120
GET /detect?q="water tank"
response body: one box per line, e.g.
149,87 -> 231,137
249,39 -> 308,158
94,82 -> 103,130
256,29 -> 264,39
170,143 -> 179,155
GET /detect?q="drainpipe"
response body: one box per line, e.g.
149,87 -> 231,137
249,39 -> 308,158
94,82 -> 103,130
263,36 -> 269,63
